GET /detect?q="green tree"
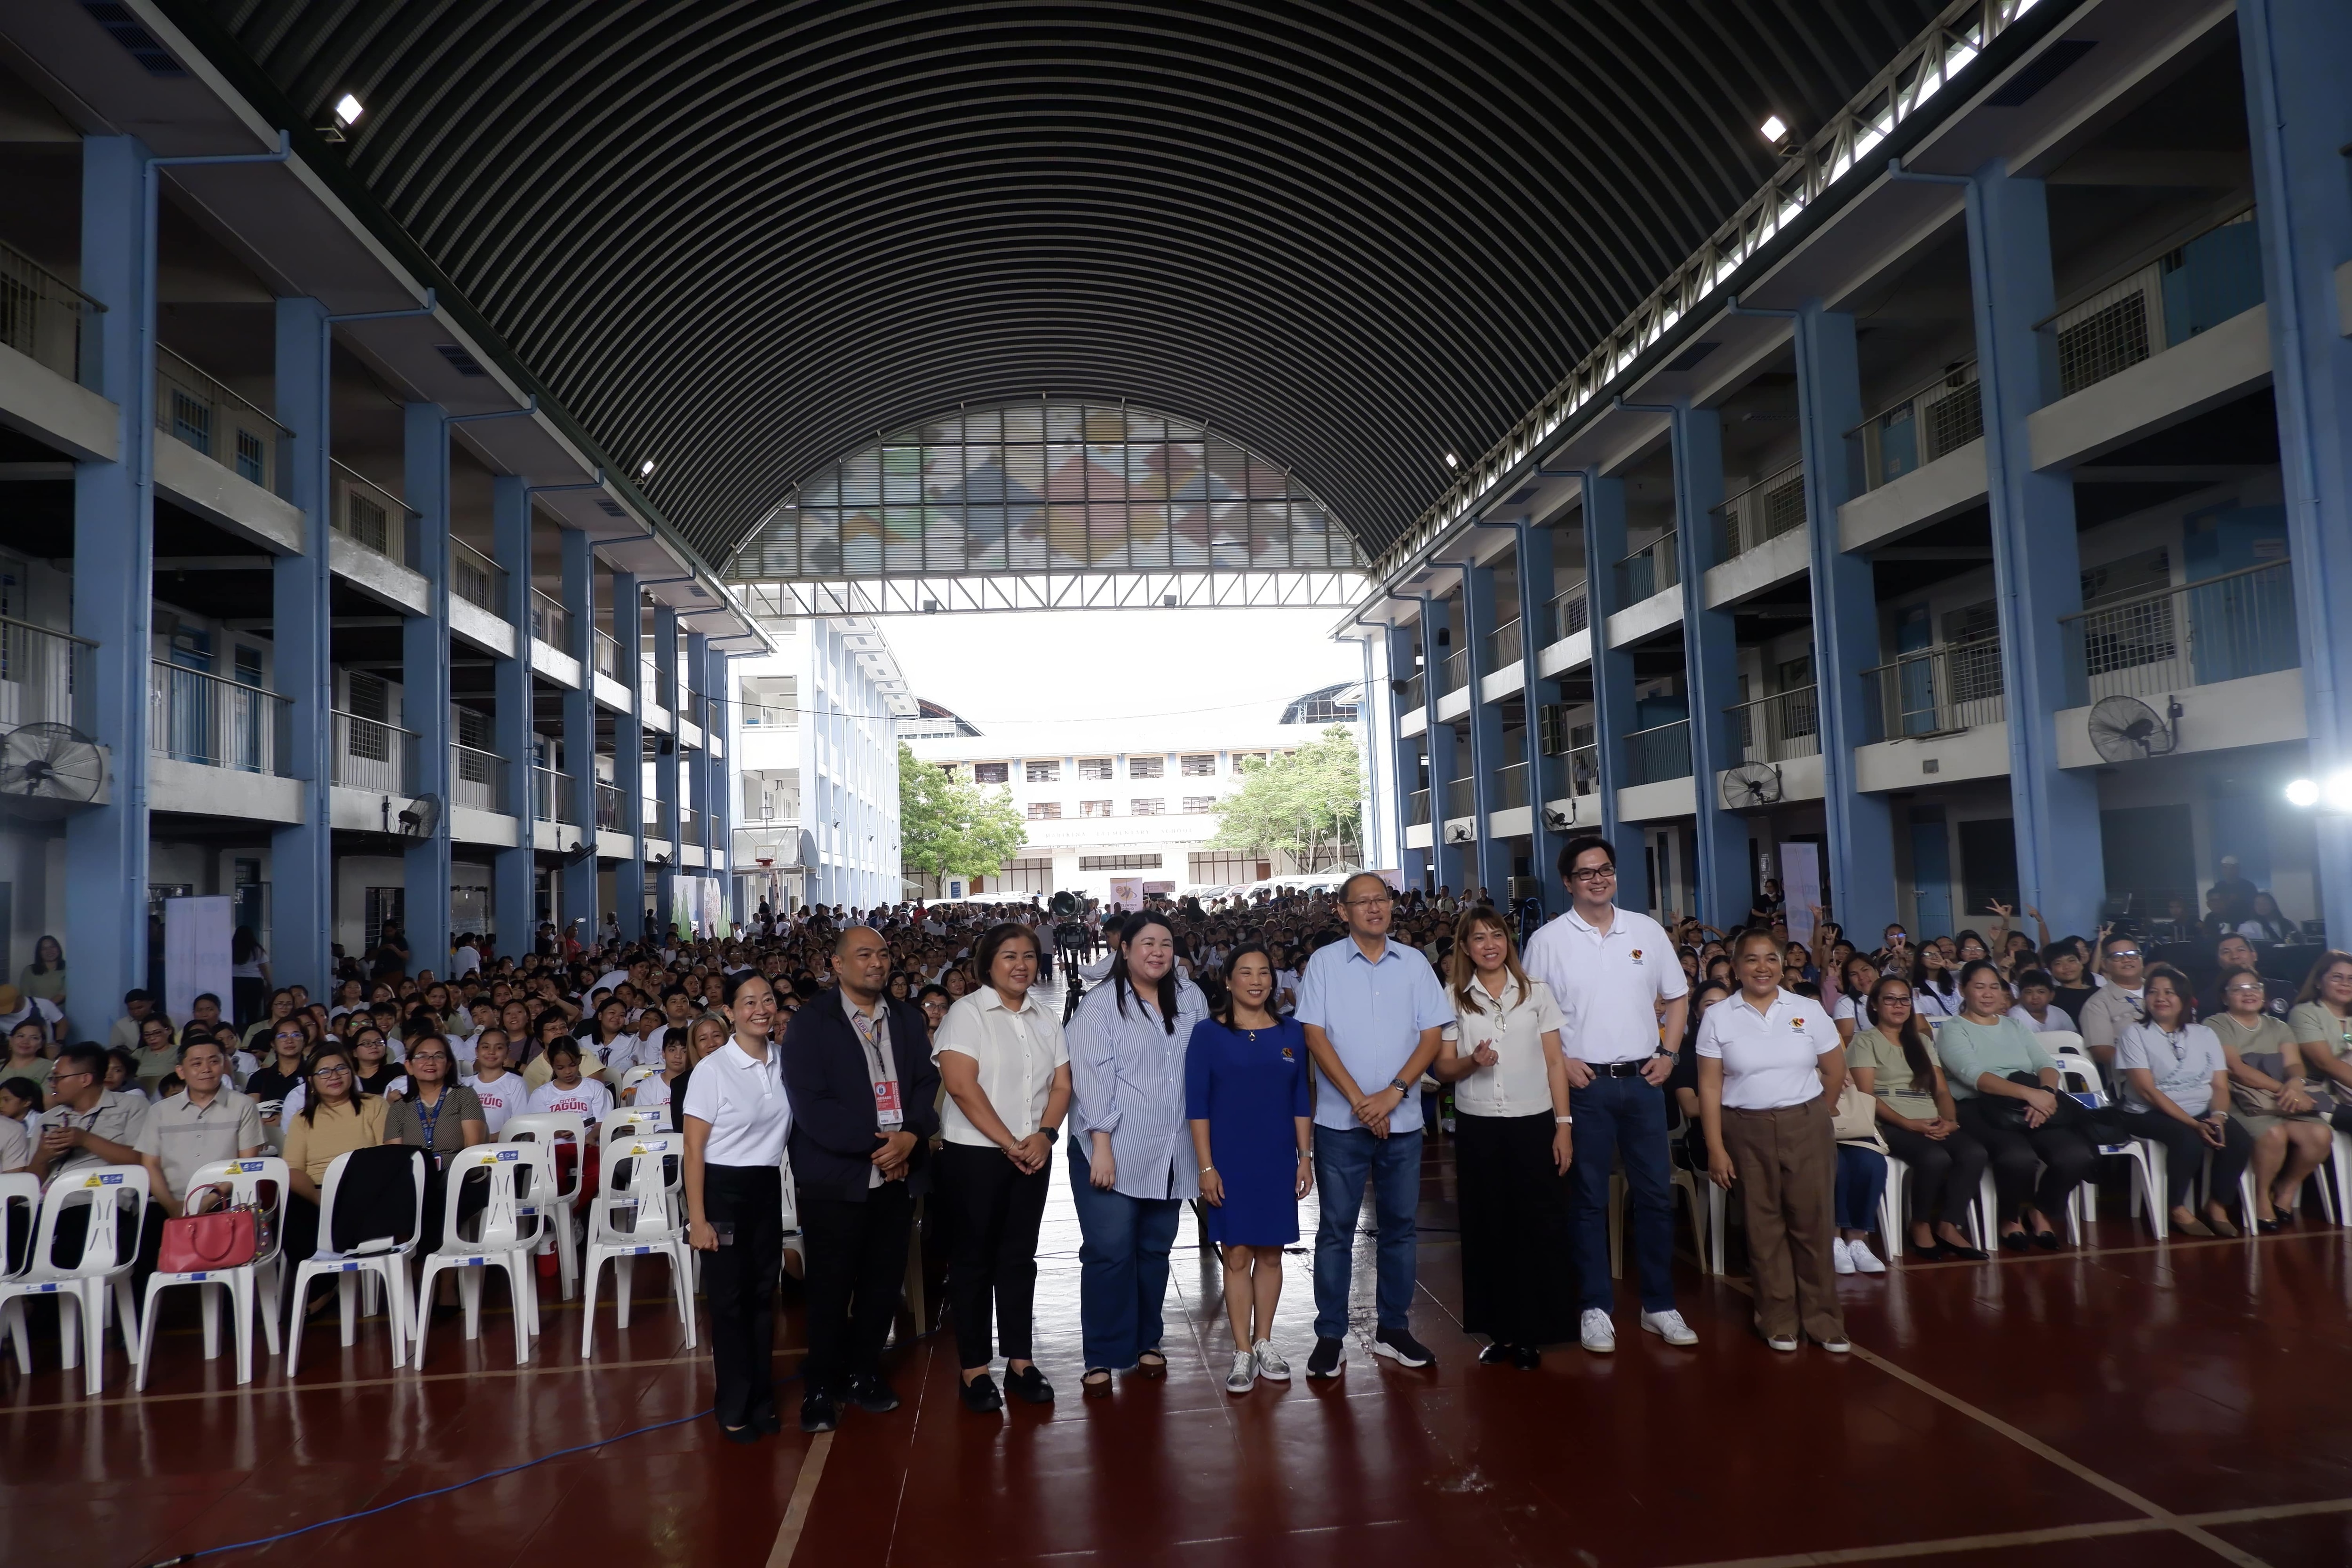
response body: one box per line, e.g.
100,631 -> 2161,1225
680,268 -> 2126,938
898,742 -> 1029,886
1208,725 -> 1364,871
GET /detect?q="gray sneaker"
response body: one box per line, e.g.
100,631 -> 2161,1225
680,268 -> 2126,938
1224,1350 -> 1256,1394
1251,1339 -> 1291,1381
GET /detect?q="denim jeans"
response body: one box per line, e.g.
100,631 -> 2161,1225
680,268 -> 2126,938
1835,1144 -> 1889,1231
1311,1124 -> 1422,1341
1065,1138 -> 1182,1371
1567,1075 -> 1675,1314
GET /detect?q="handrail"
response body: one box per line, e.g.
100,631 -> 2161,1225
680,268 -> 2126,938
1848,358 -> 1980,439
450,538 -> 506,613
330,708 -> 417,737
1859,629 -> 2002,678
329,459 -> 416,515
2031,203 -> 2258,333
2056,557 -> 2281,621
0,612 -> 97,647
1712,458 -> 1804,514
0,237 -> 103,388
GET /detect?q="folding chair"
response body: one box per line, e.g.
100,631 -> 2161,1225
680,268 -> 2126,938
413,1144 -> 546,1367
135,1156 -> 289,1390
0,1164 -> 150,1394
285,1147 -> 428,1374
580,1131 -> 695,1357
501,1114 -> 588,1299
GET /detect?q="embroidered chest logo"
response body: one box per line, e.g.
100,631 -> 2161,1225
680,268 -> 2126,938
1281,1047 -> 1295,1061
1629,950 -> 1644,963
1790,1019 -> 1808,1033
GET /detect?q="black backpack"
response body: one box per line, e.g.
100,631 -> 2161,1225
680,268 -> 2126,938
328,1144 -> 426,1253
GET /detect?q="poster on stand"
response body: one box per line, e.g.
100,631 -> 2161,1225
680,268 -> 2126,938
165,895 -> 234,1029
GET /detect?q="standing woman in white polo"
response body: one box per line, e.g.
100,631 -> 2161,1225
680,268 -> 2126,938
1697,930 -> 1849,1353
683,970 -> 793,1444
934,921 -> 1071,1413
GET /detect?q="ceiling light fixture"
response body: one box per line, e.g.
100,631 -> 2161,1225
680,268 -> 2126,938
1759,113 -> 1789,144
1443,452 -> 1459,470
334,93 -> 365,127
639,459 -> 656,478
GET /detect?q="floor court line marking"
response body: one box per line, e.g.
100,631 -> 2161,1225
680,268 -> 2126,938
766,1429 -> 833,1568
0,1349 -> 734,1417
1651,1497 -> 2352,1568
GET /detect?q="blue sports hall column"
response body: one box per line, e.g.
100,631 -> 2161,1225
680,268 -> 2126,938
2241,0 -> 2352,944
1459,559 -> 1513,897
1578,469 -> 1650,911
612,572 -> 646,938
402,403 -> 454,976
1660,401 -> 1748,928
653,604 -> 681,932
559,526 -> 599,940
270,297 -> 335,996
490,476 -> 535,959
1512,516 -> 1562,909
1383,619 -> 1427,889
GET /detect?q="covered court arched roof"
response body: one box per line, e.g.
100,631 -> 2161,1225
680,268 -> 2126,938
180,0 -> 1956,566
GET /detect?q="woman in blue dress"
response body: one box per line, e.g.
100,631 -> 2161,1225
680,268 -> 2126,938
1186,942 -> 1312,1394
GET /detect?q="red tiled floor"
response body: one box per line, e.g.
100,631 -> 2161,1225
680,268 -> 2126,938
6,1140 -> 2350,1566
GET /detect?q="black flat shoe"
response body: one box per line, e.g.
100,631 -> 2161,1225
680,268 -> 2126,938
1004,1364 -> 1055,1405
2257,1214 -> 2284,1234
1999,1230 -> 2031,1253
959,1374 -> 1003,1413
1940,1241 -> 1990,1261
1511,1345 -> 1542,1370
1478,1342 -> 1516,1366
2030,1227 -> 2061,1251
719,1422 -> 761,1445
752,1408 -> 783,1434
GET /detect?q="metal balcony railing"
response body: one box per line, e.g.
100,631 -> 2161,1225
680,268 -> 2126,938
740,703 -> 799,728
1488,618 -> 1522,670
1861,632 -> 2006,741
595,780 -> 627,831
1565,743 -> 1600,797
1444,777 -> 1477,820
330,711 -> 415,794
530,590 -> 570,651
451,743 -> 509,812
2060,558 -> 2297,706
1715,462 -> 1806,561
1545,586 -> 1589,645
1622,719 -> 1693,787
592,628 -> 620,678
680,804 -> 704,842
450,539 -> 506,614
645,797 -> 673,838
2048,210 -> 2263,399
1437,648 -> 1469,697
157,345 -> 289,497
641,656 -> 666,714
0,615 -> 95,731
1726,685 -> 1822,764
532,766 -> 575,824
1494,761 -> 1530,811
1613,532 -> 1678,606
330,462 -> 413,566
1408,788 -> 1430,827
1398,671 -> 1425,714
150,659 -> 291,775
0,239 -> 101,386
1856,362 -> 1982,491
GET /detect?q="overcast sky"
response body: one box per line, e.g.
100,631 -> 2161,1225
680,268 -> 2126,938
877,606 -> 1363,730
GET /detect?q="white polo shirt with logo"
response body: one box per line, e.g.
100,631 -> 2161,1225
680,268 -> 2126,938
1521,905 -> 1687,1066
1695,988 -> 1839,1110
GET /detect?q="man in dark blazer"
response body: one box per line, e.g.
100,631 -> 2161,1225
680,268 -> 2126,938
781,923 -> 941,1431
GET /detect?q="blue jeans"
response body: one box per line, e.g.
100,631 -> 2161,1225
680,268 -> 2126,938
1567,1075 -> 1675,1314
1065,1138 -> 1182,1371
1311,1124 -> 1422,1341
1836,1145 -> 1889,1231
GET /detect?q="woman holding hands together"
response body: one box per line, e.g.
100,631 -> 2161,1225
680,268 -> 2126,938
1187,943 -> 1312,1393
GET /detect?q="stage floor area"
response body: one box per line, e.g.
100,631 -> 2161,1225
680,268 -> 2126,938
8,1137 -> 2352,1568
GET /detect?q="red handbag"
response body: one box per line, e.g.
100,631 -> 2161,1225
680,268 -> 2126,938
157,1208 -> 258,1274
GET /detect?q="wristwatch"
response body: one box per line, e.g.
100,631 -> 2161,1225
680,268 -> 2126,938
1389,1077 -> 1413,1095
1041,1124 -> 1061,1144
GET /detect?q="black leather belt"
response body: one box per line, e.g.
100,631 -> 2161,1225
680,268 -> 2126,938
1585,1059 -> 1651,1079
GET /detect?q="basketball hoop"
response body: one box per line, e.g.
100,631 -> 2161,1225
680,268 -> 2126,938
756,857 -> 774,867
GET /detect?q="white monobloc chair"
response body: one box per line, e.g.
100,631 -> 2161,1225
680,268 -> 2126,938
285,1147 -> 428,1374
580,1130 -> 696,1357
0,1164 -> 150,1394
500,1114 -> 587,1299
0,1171 -> 46,1375
134,1156 -> 289,1391
412,1143 -> 547,1367
617,1066 -> 659,1102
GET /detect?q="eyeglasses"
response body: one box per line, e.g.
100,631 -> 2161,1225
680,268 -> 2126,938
1568,867 -> 1616,883
2107,949 -> 2141,960
2224,982 -> 2266,995
312,1065 -> 351,1080
1343,895 -> 1394,908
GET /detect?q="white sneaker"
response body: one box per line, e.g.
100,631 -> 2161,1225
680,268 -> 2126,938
1640,1309 -> 1699,1347
1819,1337 -> 1853,1353
1765,1334 -> 1799,1353
1251,1339 -> 1291,1381
1579,1308 -> 1616,1353
1224,1351 -> 1256,1393
1851,1242 -> 1886,1275
1833,1237 -> 1856,1275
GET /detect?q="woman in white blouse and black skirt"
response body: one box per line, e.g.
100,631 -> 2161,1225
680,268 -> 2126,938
933,922 -> 1072,1413
683,971 -> 793,1444
1429,908 -> 1576,1369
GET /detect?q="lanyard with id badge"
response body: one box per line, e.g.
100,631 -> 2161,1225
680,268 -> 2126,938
851,1006 -> 904,1130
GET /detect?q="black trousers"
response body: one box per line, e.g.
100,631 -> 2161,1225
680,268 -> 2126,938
1955,1098 -> 2097,1221
936,1142 -> 1050,1367
801,1180 -> 914,1395
2128,1112 -> 2255,1210
1454,1111 -> 1577,1346
1878,1121 -> 1992,1230
701,1163 -> 784,1428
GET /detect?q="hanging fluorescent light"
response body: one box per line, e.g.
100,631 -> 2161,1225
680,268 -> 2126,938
1759,113 -> 1788,144
334,93 -> 365,127
639,459 -> 657,478
1443,452 -> 1459,470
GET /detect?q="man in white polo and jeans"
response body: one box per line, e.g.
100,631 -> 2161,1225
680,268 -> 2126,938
1521,834 -> 1697,1353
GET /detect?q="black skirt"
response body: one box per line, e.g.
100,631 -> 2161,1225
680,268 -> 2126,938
1454,1110 -> 1579,1345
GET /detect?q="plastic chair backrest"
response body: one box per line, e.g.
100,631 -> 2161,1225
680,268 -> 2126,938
501,1113 -> 586,1202
437,1143 -> 541,1251
0,1171 -> 40,1278
600,1106 -> 665,1143
34,1164 -> 150,1275
315,1147 -> 427,1256
619,1067 -> 658,1094
594,1132 -> 683,1243
183,1156 -> 291,1268
2043,1031 -> 2088,1058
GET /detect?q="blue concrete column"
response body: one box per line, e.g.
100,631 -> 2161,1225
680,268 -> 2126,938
64,136 -> 154,1016
1793,302 -> 1898,937
687,631 -> 712,868
401,403 -> 453,978
1962,161 -> 2106,936
1381,620 -> 1426,888
270,297 -> 334,996
1418,597 -> 1465,894
2240,0 -> 2352,944
1578,470 -> 1651,910
611,572 -> 645,938
1459,562 -> 1513,896
558,526 -> 598,939
1665,403 -> 1748,927
654,604 -> 681,931
490,476 -> 535,958
1513,518 -> 1562,910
